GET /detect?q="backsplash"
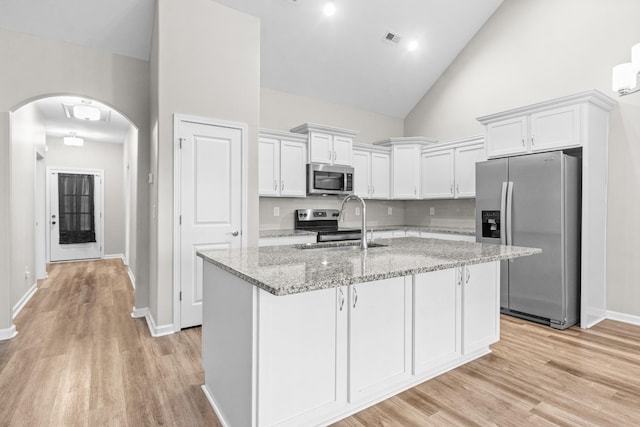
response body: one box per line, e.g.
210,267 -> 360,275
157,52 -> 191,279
404,199 -> 476,229
260,197 -> 475,230
259,197 -> 406,230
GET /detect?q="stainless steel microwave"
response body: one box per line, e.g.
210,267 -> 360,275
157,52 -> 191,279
307,163 -> 354,196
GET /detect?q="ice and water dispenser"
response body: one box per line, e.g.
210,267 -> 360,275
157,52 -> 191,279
481,211 -> 501,239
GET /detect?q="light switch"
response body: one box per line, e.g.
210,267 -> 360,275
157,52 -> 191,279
355,207 -> 361,216
429,207 -> 435,216
388,207 -> 393,215
273,207 -> 280,217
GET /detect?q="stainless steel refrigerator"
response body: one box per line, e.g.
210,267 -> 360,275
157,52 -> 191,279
475,151 -> 580,329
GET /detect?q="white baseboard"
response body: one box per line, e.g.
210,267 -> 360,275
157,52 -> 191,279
13,282 -> 38,318
0,324 -> 18,341
607,310 -> 640,327
127,267 -> 136,290
131,307 -> 175,337
131,307 -> 148,319
201,385 -> 230,427
104,253 -> 125,261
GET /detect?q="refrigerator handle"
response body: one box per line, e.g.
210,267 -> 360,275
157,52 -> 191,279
506,181 -> 514,246
500,182 -> 507,245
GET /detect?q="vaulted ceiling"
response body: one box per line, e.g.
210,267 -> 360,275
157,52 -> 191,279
0,0 -> 503,141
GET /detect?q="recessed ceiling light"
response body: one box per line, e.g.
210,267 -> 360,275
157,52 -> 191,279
323,2 -> 336,17
407,40 -> 418,52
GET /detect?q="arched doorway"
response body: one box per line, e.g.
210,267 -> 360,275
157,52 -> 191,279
9,94 -> 139,319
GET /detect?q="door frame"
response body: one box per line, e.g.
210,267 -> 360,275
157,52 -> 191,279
172,114 -> 248,331
35,150 -> 47,279
47,167 -> 105,262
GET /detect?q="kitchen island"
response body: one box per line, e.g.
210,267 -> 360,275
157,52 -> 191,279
198,237 -> 540,427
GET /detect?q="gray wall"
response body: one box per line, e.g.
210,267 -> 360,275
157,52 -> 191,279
151,0 -> 260,327
404,0 -> 640,317
10,103 -> 46,313
46,137 -> 126,257
261,88 -> 404,144
0,27 -> 150,336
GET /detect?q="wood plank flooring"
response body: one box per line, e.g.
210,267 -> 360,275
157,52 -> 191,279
0,259 -> 220,427
2,259 -> 640,426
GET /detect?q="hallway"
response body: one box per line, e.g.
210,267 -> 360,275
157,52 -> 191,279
0,259 -> 220,426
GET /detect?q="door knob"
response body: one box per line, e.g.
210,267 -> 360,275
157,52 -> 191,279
228,231 -> 240,237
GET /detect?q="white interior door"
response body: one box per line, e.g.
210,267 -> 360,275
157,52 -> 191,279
49,169 -> 103,262
178,119 -> 243,328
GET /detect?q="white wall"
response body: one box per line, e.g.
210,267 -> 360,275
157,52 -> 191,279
10,103 -> 46,313
404,0 -> 640,317
46,138 -> 125,257
261,88 -> 404,143
151,0 -> 260,327
0,27 -> 150,337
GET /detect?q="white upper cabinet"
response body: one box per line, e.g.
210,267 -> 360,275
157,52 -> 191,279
370,152 -> 390,199
485,116 -> 528,158
258,129 -> 308,198
478,92 -> 613,159
352,149 -> 371,198
291,123 -> 359,166
455,142 -> 486,198
420,137 -> 485,200
530,105 -> 581,152
352,143 -> 391,199
421,149 -> 454,199
373,138 -> 437,200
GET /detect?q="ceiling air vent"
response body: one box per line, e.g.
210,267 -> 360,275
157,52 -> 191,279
384,32 -> 402,45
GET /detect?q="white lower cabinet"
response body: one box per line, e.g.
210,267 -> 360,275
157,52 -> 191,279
212,262 -> 500,426
461,262 -> 500,354
258,287 -> 348,426
348,277 -> 412,403
413,269 -> 461,374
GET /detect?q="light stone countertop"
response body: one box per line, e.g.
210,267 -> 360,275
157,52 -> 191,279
259,225 -> 475,239
198,237 -> 540,296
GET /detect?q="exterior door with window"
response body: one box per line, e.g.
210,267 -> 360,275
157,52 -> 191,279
49,169 -> 103,261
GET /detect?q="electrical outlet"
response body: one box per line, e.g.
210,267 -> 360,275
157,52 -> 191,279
429,207 -> 435,216
273,207 -> 280,217
388,207 -> 393,215
24,266 -> 30,280
355,207 -> 361,216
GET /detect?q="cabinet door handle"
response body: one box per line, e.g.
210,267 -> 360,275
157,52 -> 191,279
466,268 -> 470,284
273,180 -> 277,191
457,268 -> 462,286
450,184 -> 454,194
414,187 -> 417,195
339,288 -> 345,311
521,138 -> 525,147
328,150 -> 332,160
334,151 -> 337,161
281,181 -> 285,191
531,135 -> 535,146
353,286 -> 358,308
456,184 -> 460,194
372,186 -> 375,195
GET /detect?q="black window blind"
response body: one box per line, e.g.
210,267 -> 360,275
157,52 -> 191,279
58,173 -> 96,244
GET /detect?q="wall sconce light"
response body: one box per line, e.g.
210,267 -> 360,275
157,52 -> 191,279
612,43 -> 640,96
63,133 -> 84,146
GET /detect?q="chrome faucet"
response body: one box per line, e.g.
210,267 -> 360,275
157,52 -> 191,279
339,194 -> 368,249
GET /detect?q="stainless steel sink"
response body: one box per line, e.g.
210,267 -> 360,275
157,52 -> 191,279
294,242 -> 387,251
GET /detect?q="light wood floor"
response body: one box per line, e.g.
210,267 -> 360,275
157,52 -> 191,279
2,260 -> 640,426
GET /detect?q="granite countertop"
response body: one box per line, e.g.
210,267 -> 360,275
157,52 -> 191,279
259,225 -> 475,239
259,229 -> 317,238
198,237 -> 540,296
